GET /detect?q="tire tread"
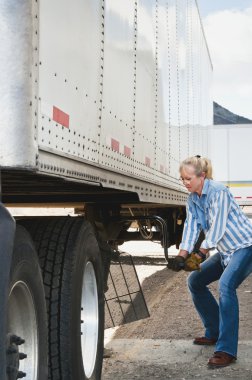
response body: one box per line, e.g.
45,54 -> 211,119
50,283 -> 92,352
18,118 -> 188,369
20,217 -> 80,379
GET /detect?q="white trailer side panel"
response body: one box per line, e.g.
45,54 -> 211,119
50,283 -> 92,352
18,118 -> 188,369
99,0 -> 136,175
38,0 -> 102,163
134,0 -> 156,181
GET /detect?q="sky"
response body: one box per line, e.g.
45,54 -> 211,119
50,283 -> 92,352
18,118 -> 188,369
197,0 -> 252,119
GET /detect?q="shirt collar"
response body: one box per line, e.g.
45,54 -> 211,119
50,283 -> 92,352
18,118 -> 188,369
202,178 -> 210,196
191,178 -> 210,203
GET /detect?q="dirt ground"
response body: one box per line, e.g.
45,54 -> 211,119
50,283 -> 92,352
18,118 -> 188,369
102,244 -> 252,380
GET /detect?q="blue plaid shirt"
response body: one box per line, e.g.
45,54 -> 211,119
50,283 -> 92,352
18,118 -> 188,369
180,179 -> 252,265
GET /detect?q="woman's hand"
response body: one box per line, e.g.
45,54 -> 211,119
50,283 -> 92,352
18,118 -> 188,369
184,250 -> 206,271
167,250 -> 188,271
167,255 -> 186,271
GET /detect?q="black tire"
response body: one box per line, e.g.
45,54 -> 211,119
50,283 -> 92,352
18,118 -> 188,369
7,225 -> 48,379
20,217 -> 104,380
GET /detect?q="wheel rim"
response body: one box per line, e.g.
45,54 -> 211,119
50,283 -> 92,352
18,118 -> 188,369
8,281 -> 38,379
81,261 -> 99,378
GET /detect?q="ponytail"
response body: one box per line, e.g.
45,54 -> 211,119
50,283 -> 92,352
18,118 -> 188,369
179,156 -> 213,179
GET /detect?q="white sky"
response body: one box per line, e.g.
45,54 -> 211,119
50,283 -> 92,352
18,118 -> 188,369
197,0 -> 252,119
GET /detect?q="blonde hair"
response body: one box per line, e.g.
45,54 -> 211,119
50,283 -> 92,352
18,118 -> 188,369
179,156 -> 213,179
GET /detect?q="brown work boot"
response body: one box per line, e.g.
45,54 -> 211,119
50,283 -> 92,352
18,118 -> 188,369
193,336 -> 217,346
208,351 -> 236,368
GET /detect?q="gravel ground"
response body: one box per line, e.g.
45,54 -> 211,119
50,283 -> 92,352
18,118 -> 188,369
102,243 -> 252,379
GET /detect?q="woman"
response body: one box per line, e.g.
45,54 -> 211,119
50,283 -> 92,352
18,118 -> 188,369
170,156 -> 252,368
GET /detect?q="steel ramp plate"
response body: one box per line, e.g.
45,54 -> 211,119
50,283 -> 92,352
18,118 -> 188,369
105,253 -> 150,329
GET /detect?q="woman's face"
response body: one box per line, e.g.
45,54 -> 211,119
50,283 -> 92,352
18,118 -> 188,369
180,165 -> 205,195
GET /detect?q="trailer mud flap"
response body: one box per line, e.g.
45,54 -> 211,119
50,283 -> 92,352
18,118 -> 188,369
105,253 -> 149,328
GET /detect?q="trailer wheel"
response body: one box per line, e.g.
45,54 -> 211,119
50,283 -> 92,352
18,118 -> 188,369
7,225 -> 48,379
20,217 -> 104,380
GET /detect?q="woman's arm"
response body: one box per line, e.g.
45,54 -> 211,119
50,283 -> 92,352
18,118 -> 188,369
179,202 -> 201,254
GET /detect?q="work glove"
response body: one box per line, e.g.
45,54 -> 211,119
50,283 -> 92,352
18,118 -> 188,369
184,251 -> 205,271
167,256 -> 186,271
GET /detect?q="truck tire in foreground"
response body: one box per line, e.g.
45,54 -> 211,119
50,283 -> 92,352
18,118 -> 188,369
20,217 -> 104,380
7,225 -> 48,379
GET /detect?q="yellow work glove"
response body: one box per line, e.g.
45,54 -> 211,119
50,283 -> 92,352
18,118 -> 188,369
184,252 -> 205,271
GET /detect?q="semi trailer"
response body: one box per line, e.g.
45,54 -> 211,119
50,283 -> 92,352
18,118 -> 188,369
0,0 -> 212,379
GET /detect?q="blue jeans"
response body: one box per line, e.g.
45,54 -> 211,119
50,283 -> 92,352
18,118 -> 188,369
187,246 -> 252,358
